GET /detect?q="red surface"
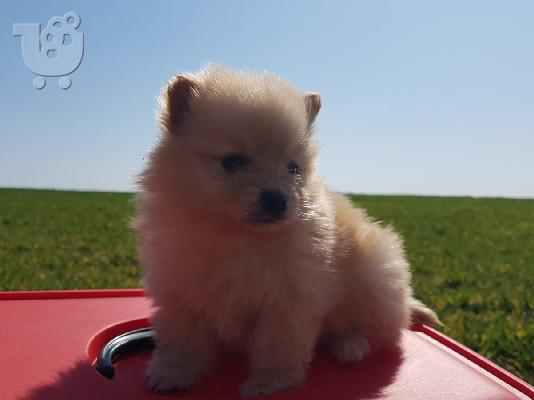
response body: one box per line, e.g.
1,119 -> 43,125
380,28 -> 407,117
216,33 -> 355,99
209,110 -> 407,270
0,290 -> 532,400
0,289 -> 145,300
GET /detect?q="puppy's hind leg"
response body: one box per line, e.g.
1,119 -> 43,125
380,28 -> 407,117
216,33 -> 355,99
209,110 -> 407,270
329,333 -> 370,363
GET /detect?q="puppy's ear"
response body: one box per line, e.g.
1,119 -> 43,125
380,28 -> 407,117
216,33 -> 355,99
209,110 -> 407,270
159,75 -> 199,134
305,92 -> 321,126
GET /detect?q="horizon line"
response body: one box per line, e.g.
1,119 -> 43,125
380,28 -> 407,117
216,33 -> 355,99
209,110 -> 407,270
1,186 -> 533,201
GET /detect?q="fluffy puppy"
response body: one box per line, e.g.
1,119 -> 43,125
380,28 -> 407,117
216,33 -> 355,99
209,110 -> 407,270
134,65 -> 440,397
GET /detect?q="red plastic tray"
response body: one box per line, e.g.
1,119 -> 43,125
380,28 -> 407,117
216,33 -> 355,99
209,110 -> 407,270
1,290 -> 532,399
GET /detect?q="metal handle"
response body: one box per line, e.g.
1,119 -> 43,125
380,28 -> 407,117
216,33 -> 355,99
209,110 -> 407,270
95,327 -> 155,379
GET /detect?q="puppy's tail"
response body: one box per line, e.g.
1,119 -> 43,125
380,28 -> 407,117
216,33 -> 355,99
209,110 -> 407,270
409,298 -> 442,327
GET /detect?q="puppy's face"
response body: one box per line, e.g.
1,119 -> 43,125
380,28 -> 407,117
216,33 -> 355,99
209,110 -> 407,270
145,66 -> 322,230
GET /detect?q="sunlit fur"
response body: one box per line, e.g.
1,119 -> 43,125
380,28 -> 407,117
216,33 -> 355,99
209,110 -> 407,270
133,65 -> 440,397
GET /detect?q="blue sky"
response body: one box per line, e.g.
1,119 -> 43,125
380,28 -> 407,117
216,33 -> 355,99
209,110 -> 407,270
1,0 -> 533,197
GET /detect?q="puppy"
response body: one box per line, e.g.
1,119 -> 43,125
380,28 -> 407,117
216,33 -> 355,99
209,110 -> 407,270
133,65 -> 440,397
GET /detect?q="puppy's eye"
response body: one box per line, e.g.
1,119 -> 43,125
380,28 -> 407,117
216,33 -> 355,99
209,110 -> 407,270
222,154 -> 249,172
287,162 -> 299,175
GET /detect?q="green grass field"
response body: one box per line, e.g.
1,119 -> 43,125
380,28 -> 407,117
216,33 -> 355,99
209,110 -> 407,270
0,188 -> 532,383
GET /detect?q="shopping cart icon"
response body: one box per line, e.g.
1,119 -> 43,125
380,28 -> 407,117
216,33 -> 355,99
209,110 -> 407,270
13,11 -> 84,89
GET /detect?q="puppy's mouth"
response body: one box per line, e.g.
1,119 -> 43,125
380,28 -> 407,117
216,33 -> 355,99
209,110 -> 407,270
252,214 -> 288,225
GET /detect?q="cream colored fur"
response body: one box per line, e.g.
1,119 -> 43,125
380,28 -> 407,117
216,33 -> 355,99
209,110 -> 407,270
133,64 -> 440,397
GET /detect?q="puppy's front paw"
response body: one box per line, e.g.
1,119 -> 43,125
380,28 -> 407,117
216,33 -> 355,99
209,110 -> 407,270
330,334 -> 370,363
145,355 -> 199,393
240,368 -> 304,397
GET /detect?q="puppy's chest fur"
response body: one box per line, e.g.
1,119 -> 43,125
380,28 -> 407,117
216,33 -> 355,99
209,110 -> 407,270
146,220 -> 338,346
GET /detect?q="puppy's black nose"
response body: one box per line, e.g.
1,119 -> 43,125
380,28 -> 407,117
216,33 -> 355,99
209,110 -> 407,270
259,190 -> 288,220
